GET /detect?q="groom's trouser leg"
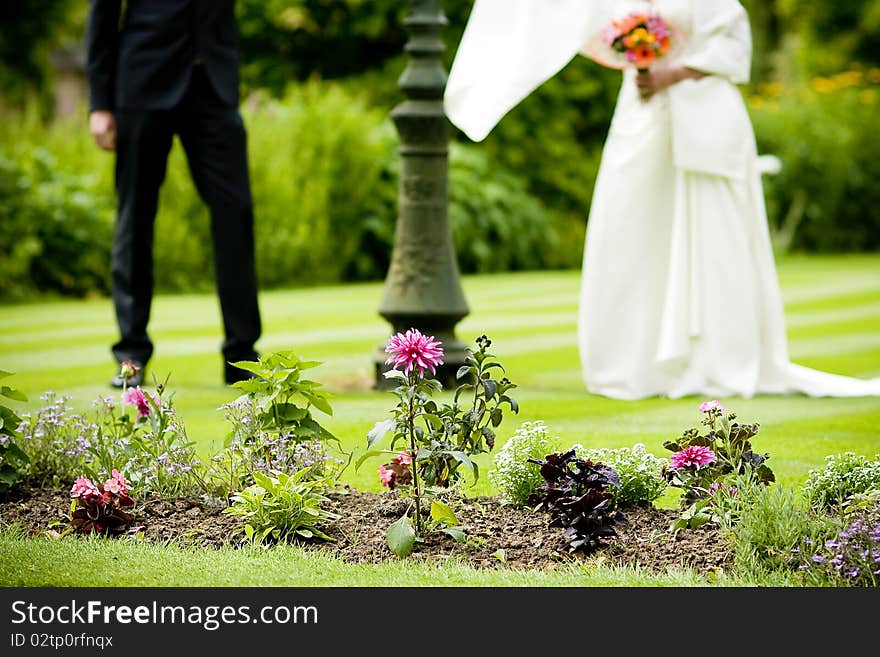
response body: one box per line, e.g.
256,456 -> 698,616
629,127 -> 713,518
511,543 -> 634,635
176,67 -> 262,365
111,109 -> 174,367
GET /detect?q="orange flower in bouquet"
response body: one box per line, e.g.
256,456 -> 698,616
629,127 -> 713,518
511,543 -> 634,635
585,11 -> 680,73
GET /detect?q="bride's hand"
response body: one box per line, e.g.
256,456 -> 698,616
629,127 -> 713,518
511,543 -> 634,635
636,67 -> 706,100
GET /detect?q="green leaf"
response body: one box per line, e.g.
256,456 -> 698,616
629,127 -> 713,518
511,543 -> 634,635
481,379 -> 497,398
275,403 -> 308,422
229,360 -> 266,375
367,419 -> 395,447
2,443 -> 28,463
386,514 -> 416,557
430,500 -> 458,526
0,385 -> 27,402
449,451 -> 475,475
492,548 -> 506,562
455,365 -> 472,380
0,467 -> 18,487
443,527 -> 466,542
354,450 -> 384,471
0,407 -> 22,434
421,413 -> 443,429
305,392 -> 333,416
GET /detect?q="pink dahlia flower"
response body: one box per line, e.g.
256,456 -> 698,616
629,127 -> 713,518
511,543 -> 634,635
393,451 -> 412,466
384,328 -> 444,376
669,445 -> 717,470
699,400 -> 725,413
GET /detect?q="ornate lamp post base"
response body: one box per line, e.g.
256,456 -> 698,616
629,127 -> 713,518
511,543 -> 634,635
373,0 -> 469,390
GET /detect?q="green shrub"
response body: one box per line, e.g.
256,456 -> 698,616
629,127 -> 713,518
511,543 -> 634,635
730,483 -> 841,580
574,443 -> 667,508
0,81 -> 585,300
448,143 -> 584,273
223,469 -> 338,546
792,493 -> 880,587
488,420 -> 557,507
803,451 -> 880,511
0,371 -> 29,493
0,146 -> 113,299
750,74 -> 880,252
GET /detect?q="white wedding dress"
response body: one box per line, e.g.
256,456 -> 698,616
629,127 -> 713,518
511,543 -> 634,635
444,0 -> 880,399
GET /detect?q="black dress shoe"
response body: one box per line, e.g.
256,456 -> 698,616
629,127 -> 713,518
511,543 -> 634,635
110,360 -> 145,389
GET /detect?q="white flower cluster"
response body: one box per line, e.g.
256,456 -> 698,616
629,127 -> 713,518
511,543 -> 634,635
489,420 -> 557,507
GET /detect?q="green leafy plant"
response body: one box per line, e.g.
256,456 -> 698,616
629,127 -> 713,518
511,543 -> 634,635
803,451 -> 880,511
0,370 -> 29,493
489,420 -> 556,507
208,352 -> 347,498
223,469 -> 338,547
83,379 -> 206,499
662,401 -> 774,531
527,449 -> 626,554
16,391 -> 94,487
575,443 -> 667,508
360,331 -> 517,555
792,492 -> 880,587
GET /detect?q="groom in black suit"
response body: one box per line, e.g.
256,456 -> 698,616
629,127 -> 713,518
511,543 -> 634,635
86,0 -> 261,387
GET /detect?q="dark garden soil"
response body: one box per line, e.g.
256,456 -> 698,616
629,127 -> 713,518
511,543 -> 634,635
0,484 -> 733,577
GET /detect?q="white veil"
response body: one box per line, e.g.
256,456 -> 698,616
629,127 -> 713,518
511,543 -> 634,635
443,0 -> 616,142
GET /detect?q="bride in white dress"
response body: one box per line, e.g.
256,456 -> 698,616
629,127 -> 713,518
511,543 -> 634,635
444,0 -> 880,399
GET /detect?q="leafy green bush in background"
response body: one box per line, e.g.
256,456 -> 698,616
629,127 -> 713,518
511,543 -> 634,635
750,70 -> 880,252
0,146 -> 112,299
0,80 -> 576,299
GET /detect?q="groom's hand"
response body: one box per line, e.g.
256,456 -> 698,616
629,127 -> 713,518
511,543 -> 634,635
90,110 -> 117,151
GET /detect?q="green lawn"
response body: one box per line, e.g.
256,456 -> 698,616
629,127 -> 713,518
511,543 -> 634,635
2,253 -> 879,586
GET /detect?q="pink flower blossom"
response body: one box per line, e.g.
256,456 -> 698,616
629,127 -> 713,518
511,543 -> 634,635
70,476 -> 100,500
393,451 -> 412,466
699,400 -> 725,413
384,328 -> 444,377
104,469 -> 130,495
378,465 -> 394,488
122,386 -> 158,417
669,445 -> 717,470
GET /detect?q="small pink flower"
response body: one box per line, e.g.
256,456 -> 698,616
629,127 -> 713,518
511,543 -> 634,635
122,386 -> 156,417
378,465 -> 394,488
709,482 -> 738,497
104,469 -> 130,495
669,445 -> 717,470
70,476 -> 100,500
384,328 -> 444,377
699,400 -> 725,413
393,451 -> 412,467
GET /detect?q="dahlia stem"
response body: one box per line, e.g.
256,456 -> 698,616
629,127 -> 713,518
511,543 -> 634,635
407,373 -> 423,534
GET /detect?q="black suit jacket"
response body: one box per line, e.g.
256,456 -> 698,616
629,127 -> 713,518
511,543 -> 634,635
86,0 -> 240,112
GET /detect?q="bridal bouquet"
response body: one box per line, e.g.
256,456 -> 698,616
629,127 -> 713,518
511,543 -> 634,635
586,11 -> 677,72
